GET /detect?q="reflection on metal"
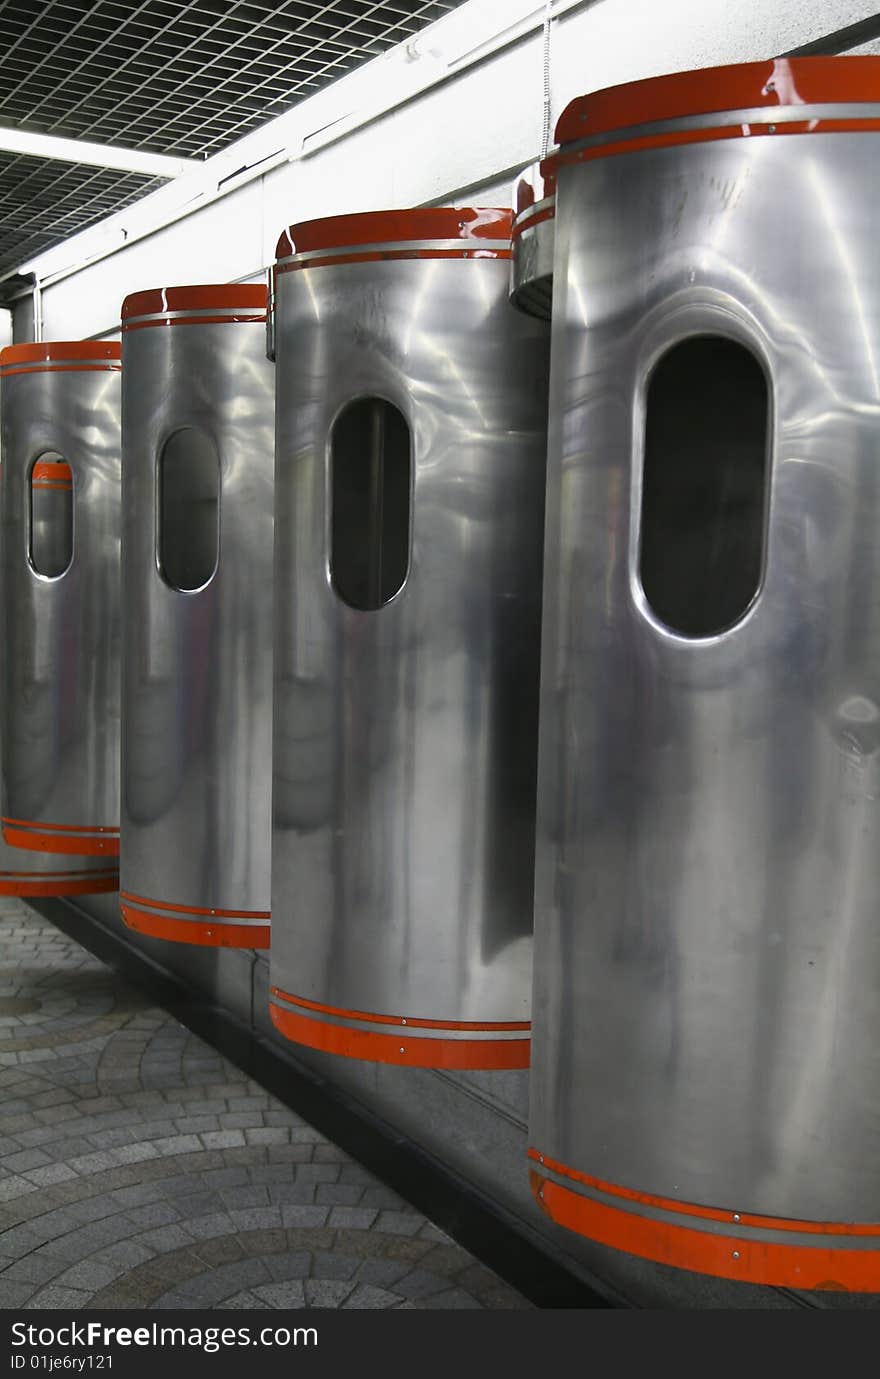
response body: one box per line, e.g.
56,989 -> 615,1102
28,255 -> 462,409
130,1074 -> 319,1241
29,455 -> 73,579
269,207 -> 550,1068
119,285 -> 274,948
0,342 -> 121,887
265,267 -> 276,362
529,57 -> 880,1292
510,161 -> 555,320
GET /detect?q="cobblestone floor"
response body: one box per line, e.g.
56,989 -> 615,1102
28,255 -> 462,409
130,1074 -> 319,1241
0,900 -> 529,1311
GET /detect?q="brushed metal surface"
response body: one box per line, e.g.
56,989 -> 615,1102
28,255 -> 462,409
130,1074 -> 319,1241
271,255 -> 549,1030
1,366 -> 121,844
121,319 -> 275,923
530,131 -> 880,1221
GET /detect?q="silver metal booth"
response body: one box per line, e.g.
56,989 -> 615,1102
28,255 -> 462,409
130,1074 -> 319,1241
529,56 -> 880,1293
119,285 -> 274,948
269,207 -> 550,1068
0,341 -> 121,892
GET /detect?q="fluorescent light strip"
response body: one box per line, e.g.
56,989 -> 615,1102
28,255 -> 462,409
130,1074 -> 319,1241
0,126 -> 197,179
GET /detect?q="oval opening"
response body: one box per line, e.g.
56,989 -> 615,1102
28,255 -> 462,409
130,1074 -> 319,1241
640,335 -> 769,638
29,452 -> 73,579
330,397 -> 412,611
158,427 -> 220,592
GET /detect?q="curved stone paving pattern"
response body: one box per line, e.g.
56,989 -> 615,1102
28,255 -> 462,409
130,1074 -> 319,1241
0,900 -> 528,1311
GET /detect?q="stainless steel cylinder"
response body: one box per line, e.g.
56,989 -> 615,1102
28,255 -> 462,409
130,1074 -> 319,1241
510,161 -> 555,320
0,342 -> 121,890
529,57 -> 880,1292
270,207 -> 549,1068
119,285 -> 274,947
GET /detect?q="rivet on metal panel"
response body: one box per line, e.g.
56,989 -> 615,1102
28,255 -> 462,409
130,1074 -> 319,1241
401,1018 -> 407,1025
768,124 -> 776,133
538,1155 -> 544,1164
399,1047 -> 405,1054
732,1251 -> 741,1260
733,1213 -> 740,1222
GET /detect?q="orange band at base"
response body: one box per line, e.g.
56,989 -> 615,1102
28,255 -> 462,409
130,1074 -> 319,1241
2,818 -> 119,856
269,988 -> 530,1070
120,891 -> 270,949
0,866 -> 118,897
529,1151 -> 880,1293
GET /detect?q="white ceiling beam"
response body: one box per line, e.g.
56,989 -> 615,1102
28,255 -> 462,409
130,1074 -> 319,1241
0,126 -> 198,178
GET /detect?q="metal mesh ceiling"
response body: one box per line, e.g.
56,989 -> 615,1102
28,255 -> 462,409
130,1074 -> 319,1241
0,0 -> 464,279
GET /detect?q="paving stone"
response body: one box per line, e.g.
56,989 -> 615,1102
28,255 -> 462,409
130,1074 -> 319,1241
54,1260 -> 122,1292
254,1280 -> 306,1308
219,1185 -> 269,1210
303,1279 -> 356,1308
355,1258 -> 411,1288
394,1268 -> 449,1300
26,1286 -> 92,1309
280,1205 -> 329,1229
312,1251 -> 360,1281
374,1210 -> 425,1237
268,1183 -> 316,1207
294,1164 -> 340,1185
200,1130 -> 245,1150
327,1207 -> 378,1231
0,904 -> 525,1315
0,1277 -> 42,1306
315,1183 -> 363,1206
343,1284 -> 400,1309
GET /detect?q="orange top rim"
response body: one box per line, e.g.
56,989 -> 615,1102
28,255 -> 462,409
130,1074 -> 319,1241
276,207 -> 513,261
544,56 -> 880,174
554,57 -> 880,145
121,284 -> 267,325
0,341 -> 121,369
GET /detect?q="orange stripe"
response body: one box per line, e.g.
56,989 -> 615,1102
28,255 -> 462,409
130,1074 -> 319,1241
2,819 -> 119,856
121,902 -> 269,949
119,889 -> 269,920
530,1170 -> 880,1292
553,57 -> 880,148
3,816 -> 118,835
276,246 -> 511,276
0,869 -> 118,897
527,1150 -> 880,1237
512,205 -> 555,239
549,116 -> 880,173
0,341 -> 121,367
121,313 -> 266,332
269,984 -> 529,1033
269,1000 -> 530,1070
276,208 -> 512,260
32,461 -> 72,482
122,284 -> 267,320
0,363 -> 121,377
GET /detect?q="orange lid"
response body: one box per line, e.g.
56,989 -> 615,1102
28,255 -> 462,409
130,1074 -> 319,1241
0,341 -> 120,370
121,284 -> 267,327
553,56 -> 880,147
276,207 -> 513,261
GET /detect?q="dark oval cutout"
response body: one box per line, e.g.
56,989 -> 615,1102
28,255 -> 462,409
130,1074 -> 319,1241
330,398 -> 411,611
640,335 -> 769,637
29,452 -> 73,579
158,427 -> 220,592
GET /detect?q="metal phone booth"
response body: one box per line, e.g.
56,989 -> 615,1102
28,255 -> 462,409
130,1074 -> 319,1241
269,208 -> 550,1069
529,58 -> 880,1293
119,285 -> 274,948
0,342 -> 121,890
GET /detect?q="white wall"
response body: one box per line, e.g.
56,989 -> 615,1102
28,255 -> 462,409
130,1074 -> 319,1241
12,0 -> 876,341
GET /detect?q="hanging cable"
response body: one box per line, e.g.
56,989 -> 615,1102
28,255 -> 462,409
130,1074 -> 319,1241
541,0 -> 554,158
